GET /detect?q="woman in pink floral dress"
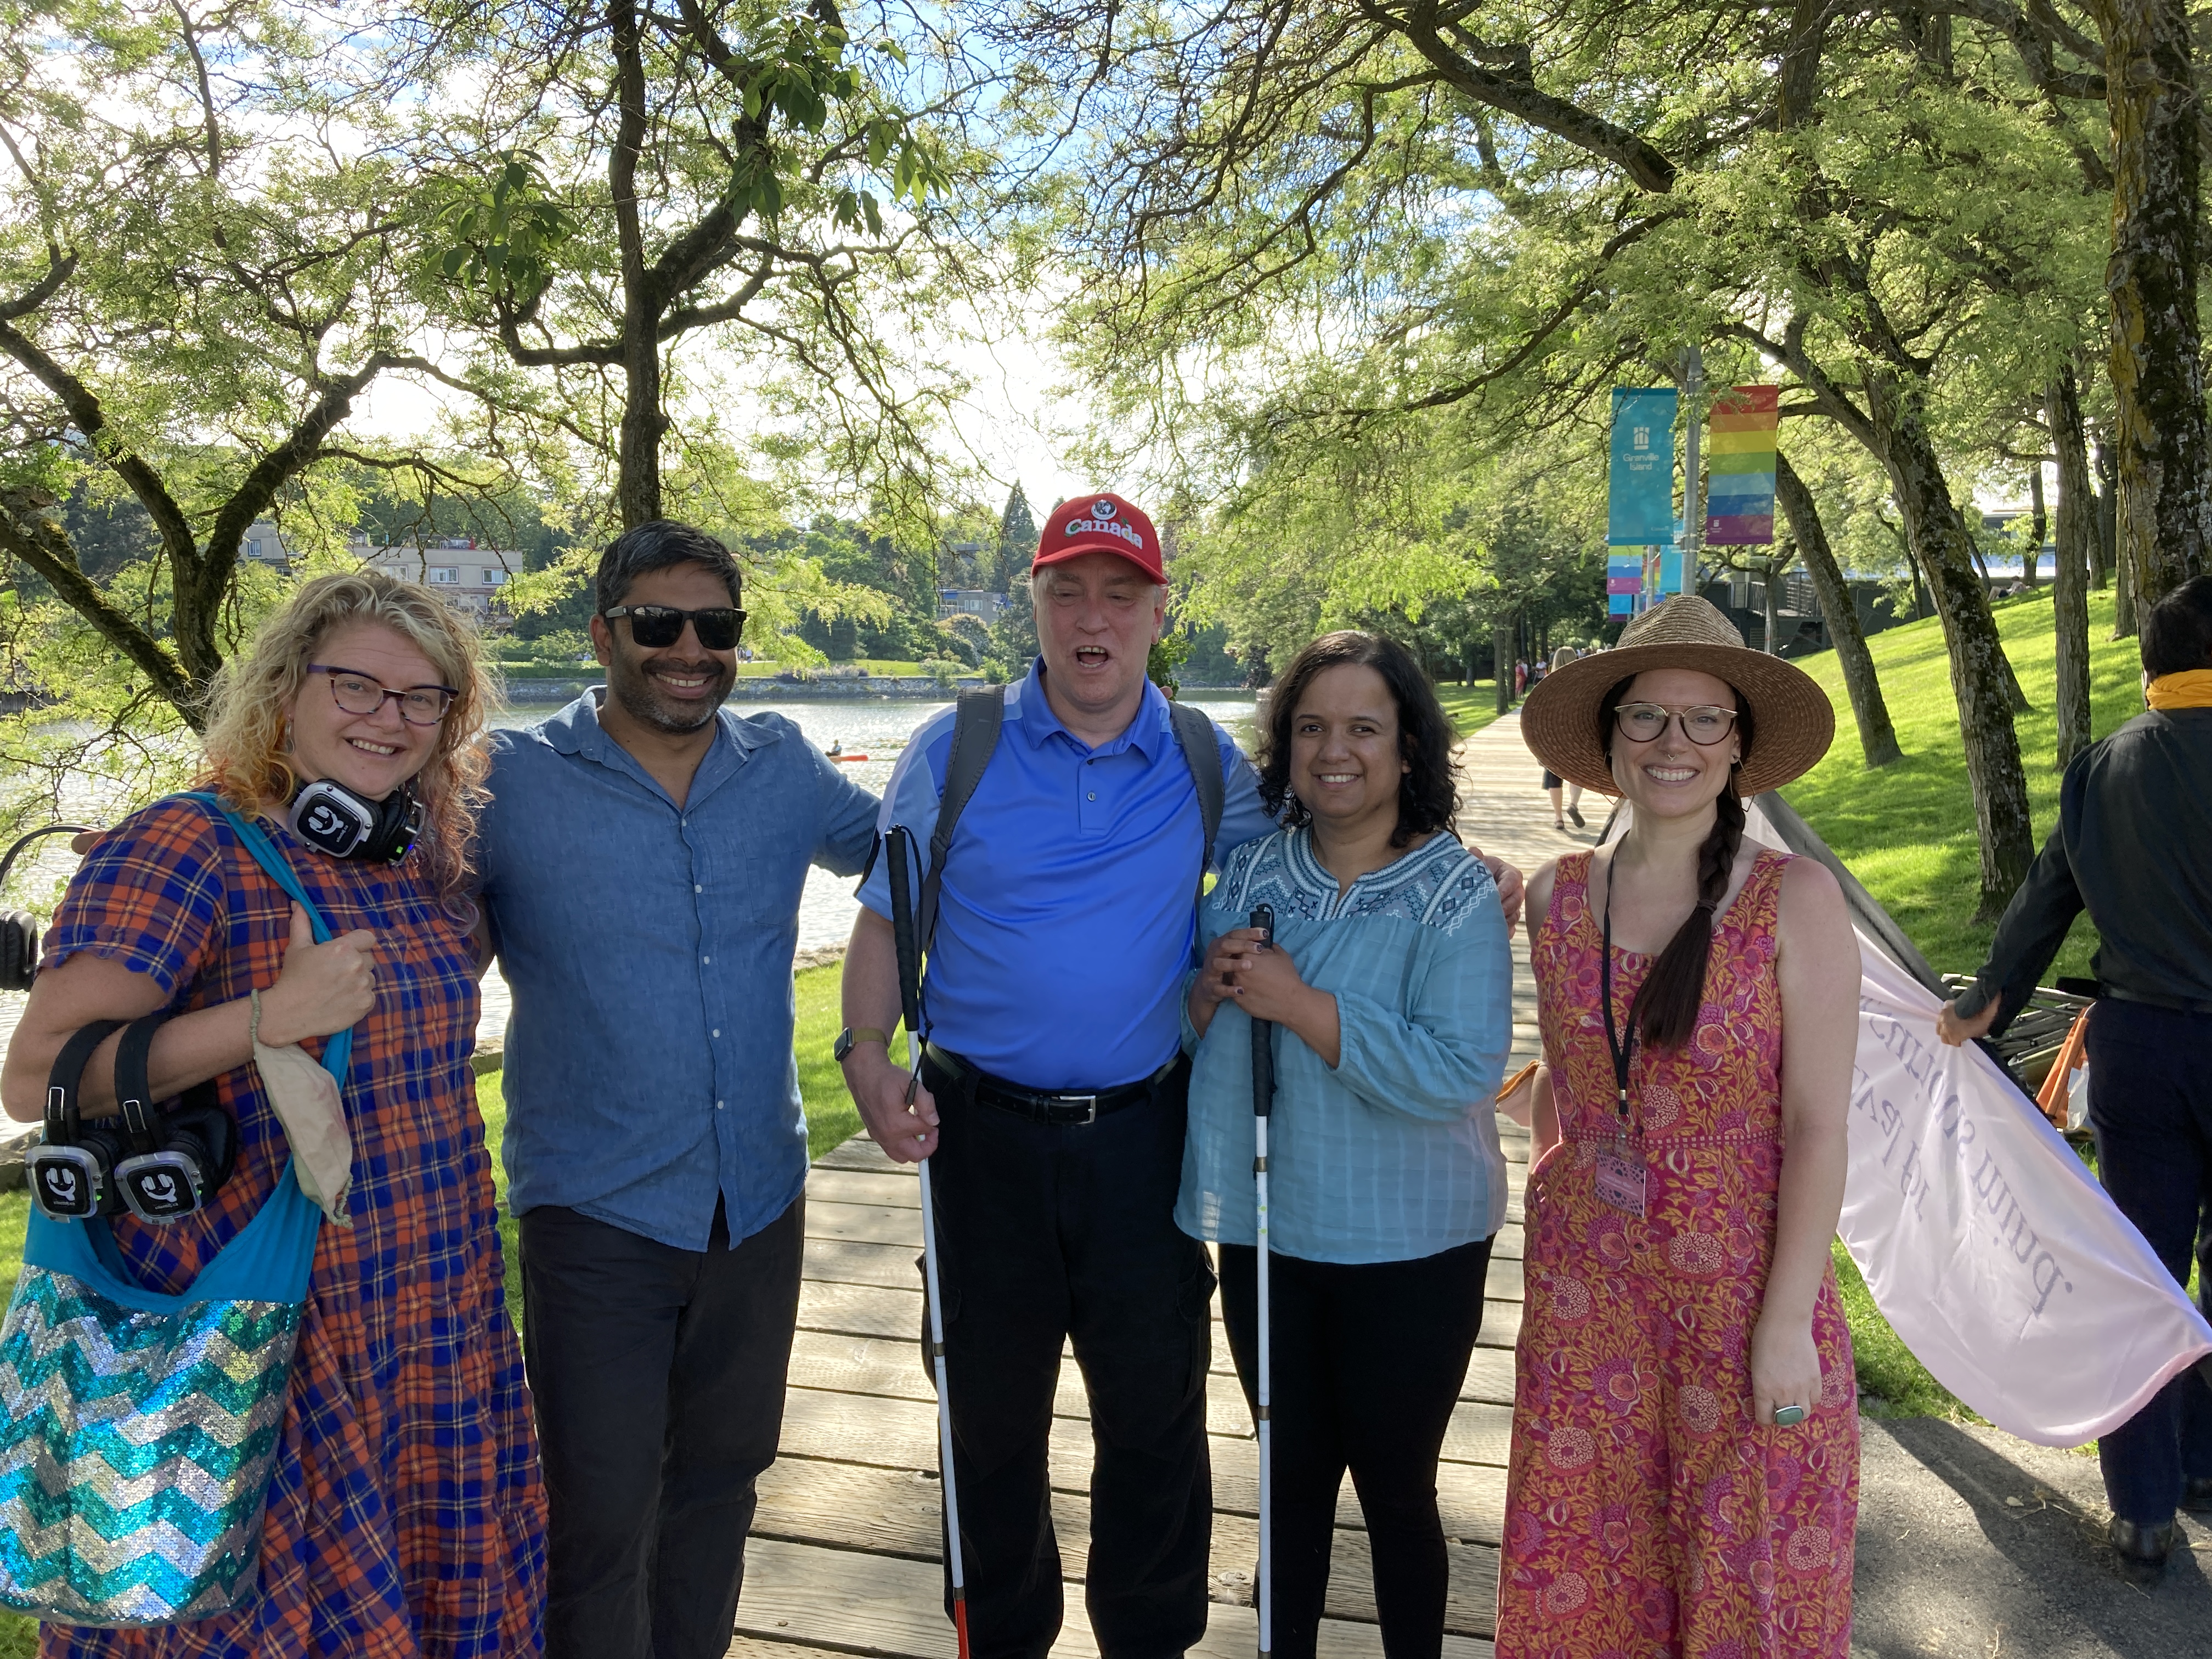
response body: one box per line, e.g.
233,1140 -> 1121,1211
1500,597 -> 1861,1656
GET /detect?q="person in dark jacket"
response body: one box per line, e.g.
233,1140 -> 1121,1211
1939,574 -> 2212,1586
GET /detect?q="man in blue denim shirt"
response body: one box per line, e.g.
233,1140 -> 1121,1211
477,522 -> 877,1659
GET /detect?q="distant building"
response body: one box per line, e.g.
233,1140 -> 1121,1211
238,520 -> 291,568
938,589 -> 1009,622
353,534 -> 520,626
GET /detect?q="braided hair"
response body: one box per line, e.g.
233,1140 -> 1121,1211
1596,674 -> 1756,1049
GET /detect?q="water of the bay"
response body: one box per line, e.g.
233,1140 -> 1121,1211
489,687 -> 1259,955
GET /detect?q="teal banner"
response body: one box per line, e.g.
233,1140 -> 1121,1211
1607,388 -> 1678,546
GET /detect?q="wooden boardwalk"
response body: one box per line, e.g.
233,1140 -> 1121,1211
736,712 -> 1586,1659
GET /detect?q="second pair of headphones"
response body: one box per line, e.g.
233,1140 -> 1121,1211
26,1014 -> 239,1225
287,778 -> 421,864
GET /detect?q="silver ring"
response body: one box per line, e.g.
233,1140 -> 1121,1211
1773,1403 -> 1807,1427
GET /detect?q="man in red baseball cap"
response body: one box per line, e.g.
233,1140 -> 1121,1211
1032,492 -> 1167,585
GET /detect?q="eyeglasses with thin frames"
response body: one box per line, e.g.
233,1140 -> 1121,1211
308,665 -> 458,726
1612,702 -> 1739,746
603,605 -> 746,651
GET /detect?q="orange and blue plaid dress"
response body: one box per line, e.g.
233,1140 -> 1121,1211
38,796 -> 546,1657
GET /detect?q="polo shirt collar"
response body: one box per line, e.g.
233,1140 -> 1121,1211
1014,658 -> 1171,760
538,687 -> 775,806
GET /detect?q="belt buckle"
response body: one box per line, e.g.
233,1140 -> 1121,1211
1059,1093 -> 1097,1126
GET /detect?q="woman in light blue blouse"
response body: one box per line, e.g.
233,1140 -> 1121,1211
1180,631 -> 1514,1658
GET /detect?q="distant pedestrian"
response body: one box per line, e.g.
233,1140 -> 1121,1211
478,521 -> 879,1658
1504,595 -> 1858,1656
1181,631 -> 1513,1657
1515,659 -> 1529,697
1938,574 -> 2212,1587
1543,646 -> 1586,831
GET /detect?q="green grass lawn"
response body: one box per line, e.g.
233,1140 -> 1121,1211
1783,588 -> 2143,979
1438,680 -> 1505,739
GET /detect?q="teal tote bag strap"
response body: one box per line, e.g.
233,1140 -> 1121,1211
180,792 -> 352,1087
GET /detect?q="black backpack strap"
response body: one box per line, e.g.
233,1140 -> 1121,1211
1167,700 -> 1225,880
917,687 -> 1006,953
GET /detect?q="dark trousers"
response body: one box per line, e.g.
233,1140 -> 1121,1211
520,1195 -> 805,1659
922,1051 -> 1215,1659
2085,998 -> 2212,1525
1217,1238 -> 1492,1659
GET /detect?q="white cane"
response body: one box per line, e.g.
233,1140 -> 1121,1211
887,826 -> 972,1657
1248,903 -> 1277,1659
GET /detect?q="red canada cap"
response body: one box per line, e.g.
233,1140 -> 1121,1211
1032,493 -> 1165,584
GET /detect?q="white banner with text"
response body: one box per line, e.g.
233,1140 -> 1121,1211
1837,932 -> 2212,1445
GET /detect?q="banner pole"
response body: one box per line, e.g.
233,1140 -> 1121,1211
1681,346 -> 1705,594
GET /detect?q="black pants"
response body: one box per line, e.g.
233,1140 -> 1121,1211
922,1051 -> 1215,1659
520,1195 -> 804,1659
2084,999 -> 2212,1525
1217,1238 -> 1492,1659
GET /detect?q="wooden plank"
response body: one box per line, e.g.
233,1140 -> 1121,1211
786,1335 -> 1511,1462
800,1278 -> 1521,1351
805,1235 -> 923,1291
808,1165 -> 922,1209
804,1172 -> 1526,1260
791,1329 -> 1517,1417
751,1457 -> 1496,1637
732,1536 -> 1493,1659
806,1198 -> 924,1249
772,1389 -> 1507,1543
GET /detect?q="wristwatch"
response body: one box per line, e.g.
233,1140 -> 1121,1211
834,1026 -> 891,1063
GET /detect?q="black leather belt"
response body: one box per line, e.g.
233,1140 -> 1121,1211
923,1043 -> 1179,1126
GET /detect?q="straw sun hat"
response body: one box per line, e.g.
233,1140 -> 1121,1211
1521,595 -> 1836,798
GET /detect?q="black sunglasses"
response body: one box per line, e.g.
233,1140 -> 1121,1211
603,604 -> 746,651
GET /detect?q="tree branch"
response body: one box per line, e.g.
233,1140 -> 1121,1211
0,504 -> 196,721
1359,1 -> 1678,191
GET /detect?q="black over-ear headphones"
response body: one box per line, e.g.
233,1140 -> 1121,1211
0,823 -> 98,992
287,778 -> 421,864
26,1013 -> 237,1224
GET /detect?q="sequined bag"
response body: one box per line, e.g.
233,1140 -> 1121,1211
0,802 -> 347,1625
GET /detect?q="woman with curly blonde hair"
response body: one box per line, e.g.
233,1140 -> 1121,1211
2,570 -> 546,1656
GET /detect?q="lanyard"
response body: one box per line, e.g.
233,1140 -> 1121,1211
1598,864 -> 1635,1142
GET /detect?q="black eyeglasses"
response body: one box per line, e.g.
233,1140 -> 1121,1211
1612,702 -> 1740,746
307,665 -> 458,725
604,605 -> 746,651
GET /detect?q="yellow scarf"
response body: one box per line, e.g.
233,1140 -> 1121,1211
2147,669 -> 2212,710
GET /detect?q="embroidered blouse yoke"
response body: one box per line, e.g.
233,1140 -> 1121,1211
1177,828 -> 1515,1265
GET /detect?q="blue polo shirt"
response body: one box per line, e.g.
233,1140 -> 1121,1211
858,661 -> 1272,1090
479,691 -> 879,1249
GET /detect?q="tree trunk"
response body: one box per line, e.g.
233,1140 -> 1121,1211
1494,620 -> 1512,716
2091,0 -> 2212,606
2113,529 -> 2137,636
1864,370 -> 2036,917
610,0 -> 667,528
1762,561 -> 1782,654
2024,459 -> 2045,586
1776,453 -> 1901,766
2049,369 -> 2096,769
2092,434 -> 2117,588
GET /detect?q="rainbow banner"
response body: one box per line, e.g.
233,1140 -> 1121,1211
1607,553 -> 1643,616
1705,385 -> 1778,545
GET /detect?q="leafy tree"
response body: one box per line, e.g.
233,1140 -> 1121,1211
413,0 -> 979,533
990,482 -> 1037,592
0,0 -> 488,826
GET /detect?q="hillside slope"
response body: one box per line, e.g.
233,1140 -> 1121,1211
1780,589 -> 2147,978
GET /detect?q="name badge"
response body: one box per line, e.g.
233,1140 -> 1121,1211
1594,1142 -> 1647,1218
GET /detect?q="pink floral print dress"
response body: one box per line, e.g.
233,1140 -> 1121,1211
1497,849 -> 1858,1657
